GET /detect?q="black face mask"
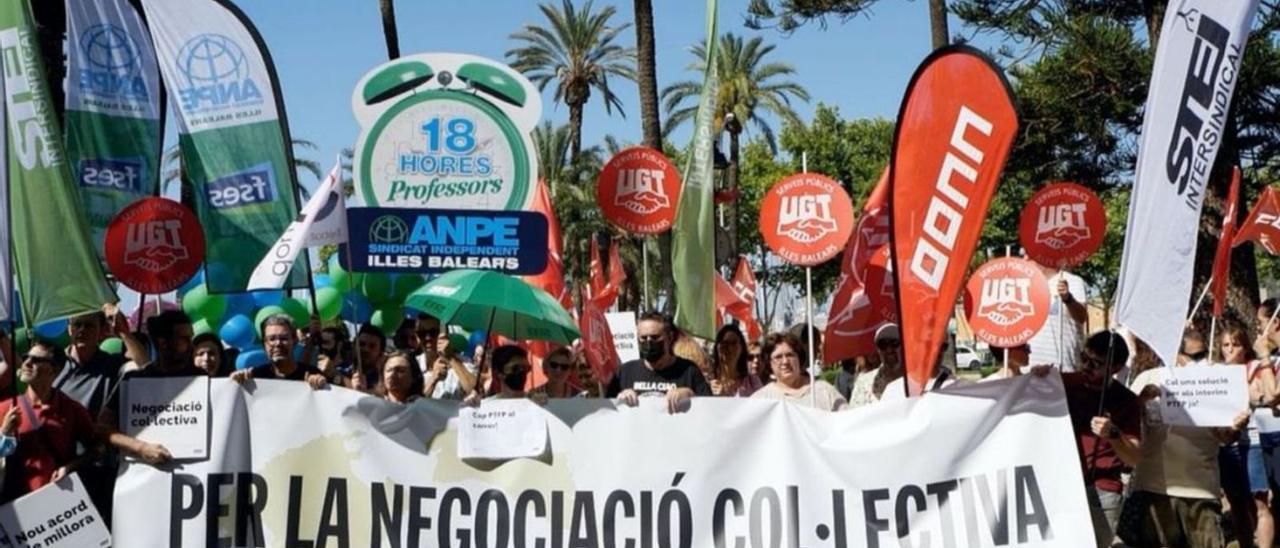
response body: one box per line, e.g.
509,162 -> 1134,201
638,339 -> 666,362
503,371 -> 529,391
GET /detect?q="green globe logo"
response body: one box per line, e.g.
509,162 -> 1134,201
369,215 -> 409,243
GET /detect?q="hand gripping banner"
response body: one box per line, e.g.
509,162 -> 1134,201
889,46 -> 1019,395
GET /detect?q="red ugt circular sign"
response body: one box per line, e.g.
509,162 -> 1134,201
963,258 -> 1050,348
105,198 -> 206,294
597,147 -> 682,234
1019,182 -> 1106,270
759,173 -> 855,266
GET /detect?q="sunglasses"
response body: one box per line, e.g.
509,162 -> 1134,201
546,360 -> 572,371
416,329 -> 441,339
877,340 -> 902,349
22,355 -> 52,365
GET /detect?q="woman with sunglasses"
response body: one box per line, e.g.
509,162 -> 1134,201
532,347 -> 580,399
711,324 -> 761,397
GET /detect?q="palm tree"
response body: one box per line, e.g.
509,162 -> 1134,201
661,33 -> 809,258
379,0 -> 401,60
507,0 -> 637,163
631,0 -> 677,312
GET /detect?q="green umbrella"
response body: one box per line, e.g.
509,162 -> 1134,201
404,270 -> 580,345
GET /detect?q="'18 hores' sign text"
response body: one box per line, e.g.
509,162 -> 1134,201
1166,8 -> 1239,210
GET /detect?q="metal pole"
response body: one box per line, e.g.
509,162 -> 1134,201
642,237 -> 650,311
806,266 -> 816,406
1209,316 -> 1218,364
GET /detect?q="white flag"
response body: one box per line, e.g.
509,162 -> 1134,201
247,162 -> 346,290
1115,0 -> 1258,367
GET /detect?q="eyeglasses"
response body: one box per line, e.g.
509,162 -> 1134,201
770,352 -> 799,363
546,360 -> 572,371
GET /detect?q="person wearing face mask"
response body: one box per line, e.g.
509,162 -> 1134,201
465,345 -> 531,403
607,312 -> 712,414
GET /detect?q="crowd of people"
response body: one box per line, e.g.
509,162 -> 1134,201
0,267 -> 1279,548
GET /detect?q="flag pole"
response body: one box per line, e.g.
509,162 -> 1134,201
642,237 -> 650,311
800,152 -> 818,406
1185,276 -> 1212,327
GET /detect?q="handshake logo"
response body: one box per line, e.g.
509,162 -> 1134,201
124,220 -> 189,273
614,168 -> 670,215
777,194 -> 837,244
1035,203 -> 1090,250
977,278 -> 1036,327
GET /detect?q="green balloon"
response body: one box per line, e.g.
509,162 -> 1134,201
53,331 -> 71,349
393,275 -> 425,303
313,287 -> 343,321
182,284 -> 227,324
193,318 -> 215,337
447,333 -> 467,355
361,273 -> 394,305
254,305 -> 287,337
99,337 -> 124,355
328,256 -> 363,292
280,298 -> 310,326
13,330 -> 29,355
370,305 -> 404,333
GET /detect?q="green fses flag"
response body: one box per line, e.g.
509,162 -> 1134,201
672,0 -> 719,339
142,0 -> 304,293
0,0 -> 117,326
66,0 -> 165,266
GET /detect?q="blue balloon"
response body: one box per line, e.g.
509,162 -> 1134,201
35,319 -> 67,339
203,263 -> 233,291
250,289 -> 284,308
235,349 -> 267,370
225,293 -> 255,318
313,274 -> 333,289
219,314 -> 257,351
468,330 -> 487,350
342,292 -> 373,324
178,269 -> 204,295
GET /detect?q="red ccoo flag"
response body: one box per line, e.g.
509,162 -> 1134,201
521,180 -> 571,387
1233,186 -> 1280,256
724,256 -> 763,340
824,168 -> 894,362
889,46 -> 1019,395
588,237 -> 627,310
1212,168 -> 1242,317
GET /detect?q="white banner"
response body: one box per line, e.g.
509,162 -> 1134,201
112,375 -> 1093,547
124,376 -> 210,460
247,162 -> 345,289
0,473 -> 110,548
1114,0 -> 1259,366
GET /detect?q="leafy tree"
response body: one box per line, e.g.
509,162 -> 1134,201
662,33 -> 809,259
746,0 -> 951,49
507,0 -> 637,162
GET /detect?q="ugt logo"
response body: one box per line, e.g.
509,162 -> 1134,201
978,278 -> 1036,327
777,194 -> 837,244
615,168 -> 670,214
125,220 -> 188,273
77,24 -> 148,101
176,34 -> 263,112
1035,203 -> 1090,250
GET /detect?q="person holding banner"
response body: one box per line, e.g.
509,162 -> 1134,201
531,348 -> 580,399
751,332 -> 846,411
230,315 -> 328,389
377,352 -> 424,404
465,345 -> 533,403
711,324 -> 761,397
349,324 -> 389,393
1217,323 -> 1277,548
0,341 -> 100,503
1027,267 -> 1088,371
192,333 -> 228,377
608,312 -> 711,413
847,325 -> 903,408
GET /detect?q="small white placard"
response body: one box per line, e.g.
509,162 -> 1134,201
0,473 -> 110,548
606,312 -> 640,363
124,376 -> 210,460
1158,364 -> 1249,427
458,399 -> 548,460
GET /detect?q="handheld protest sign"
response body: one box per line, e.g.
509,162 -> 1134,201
963,257 -> 1050,347
1019,182 -> 1106,269
759,173 -> 855,266
597,147 -> 682,234
0,473 -> 111,548
352,53 -> 541,210
104,197 -> 205,294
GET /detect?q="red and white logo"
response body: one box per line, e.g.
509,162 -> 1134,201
105,198 -> 206,294
1019,182 -> 1106,269
760,173 -> 854,266
597,147 -> 682,235
963,258 -> 1049,347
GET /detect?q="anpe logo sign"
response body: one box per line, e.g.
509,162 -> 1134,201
77,24 -> 148,101
205,166 -> 275,209
175,34 -> 264,113
347,208 -> 548,275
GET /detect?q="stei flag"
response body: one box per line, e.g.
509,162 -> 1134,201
890,46 -> 1019,395
1212,167 -> 1241,317
247,163 -> 346,290
672,0 -> 719,339
142,0 -> 305,293
1115,0 -> 1258,368
0,0 -> 117,325
66,0 -> 164,266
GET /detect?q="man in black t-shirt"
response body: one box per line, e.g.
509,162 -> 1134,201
608,312 -> 711,413
231,314 -> 327,389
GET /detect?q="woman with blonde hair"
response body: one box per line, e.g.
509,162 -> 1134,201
673,335 -> 713,380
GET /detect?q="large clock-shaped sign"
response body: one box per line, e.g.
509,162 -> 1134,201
352,53 -> 541,210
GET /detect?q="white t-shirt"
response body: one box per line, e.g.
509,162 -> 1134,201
751,380 -> 847,411
419,354 -> 479,400
1027,271 -> 1087,372
879,371 -> 964,401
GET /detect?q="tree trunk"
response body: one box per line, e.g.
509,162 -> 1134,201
1143,0 -> 1166,47
928,0 -> 949,50
568,101 -> 584,166
32,0 -> 66,123
379,0 -> 401,60
727,130 -> 741,262
634,0 -> 673,313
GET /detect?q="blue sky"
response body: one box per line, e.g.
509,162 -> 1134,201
229,0 -> 956,190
